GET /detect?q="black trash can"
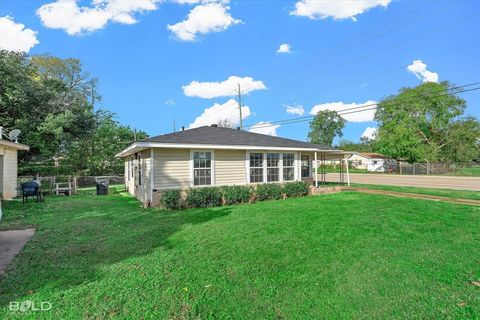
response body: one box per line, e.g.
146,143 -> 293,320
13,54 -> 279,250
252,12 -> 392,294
95,177 -> 109,195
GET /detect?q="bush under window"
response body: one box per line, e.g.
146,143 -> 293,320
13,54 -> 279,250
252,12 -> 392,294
160,189 -> 181,210
222,185 -> 252,205
186,187 -> 223,208
255,183 -> 283,201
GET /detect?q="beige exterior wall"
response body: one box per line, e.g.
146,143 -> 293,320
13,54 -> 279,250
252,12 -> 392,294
124,150 -> 152,206
153,148 -> 190,190
124,147 -> 340,207
214,149 -> 247,186
0,147 -> 19,200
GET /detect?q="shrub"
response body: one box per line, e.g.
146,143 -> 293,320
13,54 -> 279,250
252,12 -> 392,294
255,183 -> 283,201
222,185 -> 252,205
283,181 -> 310,198
186,187 -> 223,208
160,189 -> 182,210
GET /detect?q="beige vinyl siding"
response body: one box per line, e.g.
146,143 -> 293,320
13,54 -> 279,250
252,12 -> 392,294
0,147 -> 18,200
214,150 -> 246,186
153,148 -> 190,189
134,149 -> 152,206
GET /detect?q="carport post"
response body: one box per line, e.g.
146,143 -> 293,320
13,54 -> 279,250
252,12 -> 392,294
314,152 -> 318,187
344,158 -> 350,186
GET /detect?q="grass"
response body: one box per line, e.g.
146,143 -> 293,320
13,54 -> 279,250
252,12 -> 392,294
0,186 -> 479,319
353,183 -> 480,201
454,166 -> 480,177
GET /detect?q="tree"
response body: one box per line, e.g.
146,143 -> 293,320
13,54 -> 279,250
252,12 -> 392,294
374,81 -> 473,163
1,50 -> 147,176
308,110 -> 345,146
337,139 -> 375,152
442,116 -> 480,163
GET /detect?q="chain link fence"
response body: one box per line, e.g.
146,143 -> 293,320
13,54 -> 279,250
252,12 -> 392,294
395,162 -> 479,176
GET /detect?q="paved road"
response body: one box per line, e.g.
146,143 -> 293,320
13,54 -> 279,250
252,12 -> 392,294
323,173 -> 480,191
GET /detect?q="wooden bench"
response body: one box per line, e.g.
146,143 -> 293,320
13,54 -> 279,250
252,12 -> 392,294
54,182 -> 73,196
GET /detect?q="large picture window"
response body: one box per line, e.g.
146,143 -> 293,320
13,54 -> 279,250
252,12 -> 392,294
249,152 -> 296,183
267,153 -> 280,182
193,151 -> 212,186
282,153 -> 295,181
249,153 -> 264,183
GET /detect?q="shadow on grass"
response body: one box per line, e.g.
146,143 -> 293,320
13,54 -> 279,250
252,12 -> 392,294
0,189 -> 232,306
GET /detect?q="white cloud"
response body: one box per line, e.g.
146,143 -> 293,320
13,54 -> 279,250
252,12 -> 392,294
37,0 -> 159,35
183,75 -> 266,99
291,0 -> 391,20
285,104 -> 304,116
249,121 -> 280,136
407,60 -> 439,83
167,3 -> 241,41
361,127 -> 377,140
165,99 -> 176,106
310,100 -> 377,122
277,43 -> 291,54
0,16 -> 39,52
189,99 -> 250,128
173,0 -> 229,4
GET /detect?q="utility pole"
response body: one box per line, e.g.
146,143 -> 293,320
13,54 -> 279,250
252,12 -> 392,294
236,83 -> 243,130
173,120 -> 176,133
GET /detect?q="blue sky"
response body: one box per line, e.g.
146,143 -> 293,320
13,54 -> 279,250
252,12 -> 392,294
1,0 -> 479,143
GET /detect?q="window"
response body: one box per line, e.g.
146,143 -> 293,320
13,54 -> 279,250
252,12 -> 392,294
267,153 -> 280,182
301,155 -> 310,178
130,156 -> 134,179
193,151 -> 212,186
249,153 -> 264,183
249,152 -> 296,183
127,159 -> 130,181
137,153 -> 142,186
283,153 -> 295,181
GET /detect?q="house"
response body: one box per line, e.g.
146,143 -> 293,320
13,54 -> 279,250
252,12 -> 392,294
348,152 -> 396,172
116,125 -> 348,206
0,138 -> 29,200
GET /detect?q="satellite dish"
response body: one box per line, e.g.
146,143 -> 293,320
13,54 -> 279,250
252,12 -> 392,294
8,129 -> 21,143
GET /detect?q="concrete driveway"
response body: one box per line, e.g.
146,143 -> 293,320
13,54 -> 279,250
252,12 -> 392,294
324,173 -> 480,191
0,229 -> 35,275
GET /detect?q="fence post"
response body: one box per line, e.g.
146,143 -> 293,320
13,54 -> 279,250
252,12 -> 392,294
399,161 -> 402,175
413,163 -> 416,175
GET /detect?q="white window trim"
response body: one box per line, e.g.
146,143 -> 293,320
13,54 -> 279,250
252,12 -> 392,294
247,151 -> 300,184
190,150 -> 215,187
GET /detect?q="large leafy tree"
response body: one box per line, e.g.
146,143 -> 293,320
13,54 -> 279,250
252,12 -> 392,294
1,50 -> 145,176
375,81 -> 478,163
308,110 -> 346,146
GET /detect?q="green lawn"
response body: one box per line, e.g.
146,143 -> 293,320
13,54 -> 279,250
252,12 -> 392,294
353,183 -> 480,201
1,187 -> 479,319
454,166 -> 480,177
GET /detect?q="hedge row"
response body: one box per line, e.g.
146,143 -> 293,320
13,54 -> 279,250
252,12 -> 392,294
159,181 -> 310,210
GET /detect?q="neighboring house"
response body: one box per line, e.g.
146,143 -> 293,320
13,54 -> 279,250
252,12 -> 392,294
348,152 -> 396,172
0,139 -> 29,200
116,125 -> 347,206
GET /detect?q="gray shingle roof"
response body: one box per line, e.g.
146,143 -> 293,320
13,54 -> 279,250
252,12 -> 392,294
140,126 -> 334,150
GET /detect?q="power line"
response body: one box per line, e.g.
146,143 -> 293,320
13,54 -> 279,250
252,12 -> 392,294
273,10 -> 480,91
244,83 -> 480,130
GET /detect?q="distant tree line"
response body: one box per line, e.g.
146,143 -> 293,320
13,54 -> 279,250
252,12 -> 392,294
0,50 -> 147,176
308,82 -> 480,164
